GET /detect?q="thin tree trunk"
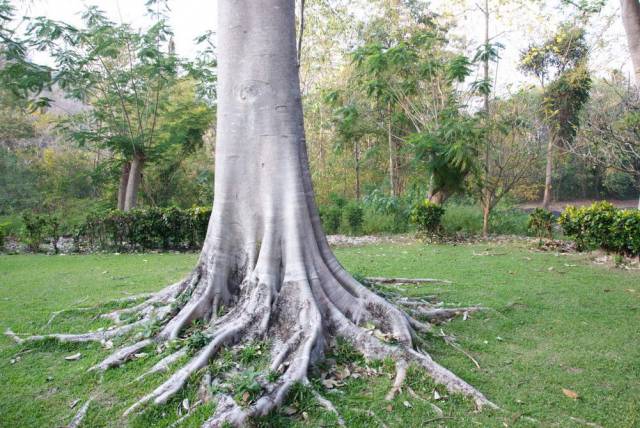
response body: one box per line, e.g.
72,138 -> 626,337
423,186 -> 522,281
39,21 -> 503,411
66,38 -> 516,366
542,135 -> 554,210
117,161 -> 131,211
124,155 -> 144,211
482,203 -> 491,237
387,102 -> 397,197
354,139 -> 361,200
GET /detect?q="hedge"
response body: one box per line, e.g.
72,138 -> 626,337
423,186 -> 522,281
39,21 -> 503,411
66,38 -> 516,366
559,201 -> 640,256
81,206 -> 211,251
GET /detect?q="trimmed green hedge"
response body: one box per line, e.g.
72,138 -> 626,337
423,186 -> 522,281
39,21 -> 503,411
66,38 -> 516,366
82,206 -> 211,251
559,201 -> 640,256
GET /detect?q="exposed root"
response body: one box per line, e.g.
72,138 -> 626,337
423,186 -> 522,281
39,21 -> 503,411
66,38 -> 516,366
90,339 -> 154,372
366,277 -> 452,285
8,265 -> 496,426
67,397 -> 92,428
135,348 -> 188,382
310,388 -> 345,426
385,359 -> 407,401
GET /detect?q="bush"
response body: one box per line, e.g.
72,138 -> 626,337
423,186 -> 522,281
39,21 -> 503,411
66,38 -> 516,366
82,206 -> 212,252
559,201 -> 640,256
528,208 -> 554,241
319,205 -> 342,234
21,213 -> 50,252
344,202 -> 364,235
0,222 -> 8,251
410,200 -> 445,237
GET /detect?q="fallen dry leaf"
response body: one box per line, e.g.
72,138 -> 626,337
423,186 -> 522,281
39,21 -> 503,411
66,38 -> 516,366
65,353 -> 81,361
562,388 -> 579,399
241,391 -> 250,403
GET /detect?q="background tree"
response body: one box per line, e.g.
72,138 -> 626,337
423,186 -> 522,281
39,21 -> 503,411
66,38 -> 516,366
520,23 -> 591,209
28,6 -> 215,210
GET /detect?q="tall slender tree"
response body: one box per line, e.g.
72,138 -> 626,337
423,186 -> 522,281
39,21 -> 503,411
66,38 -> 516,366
7,1 -> 494,425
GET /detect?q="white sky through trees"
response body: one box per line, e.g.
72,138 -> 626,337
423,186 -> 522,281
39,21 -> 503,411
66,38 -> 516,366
16,0 -> 634,95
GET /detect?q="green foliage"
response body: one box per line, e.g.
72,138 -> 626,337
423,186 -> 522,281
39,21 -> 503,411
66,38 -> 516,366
319,205 -> 342,234
231,370 -> 262,406
344,202 -> 364,235
185,331 -> 210,354
0,222 -> 8,250
528,208 -> 555,241
559,201 -> 640,256
410,199 -> 445,236
21,213 -> 50,252
82,206 -> 211,251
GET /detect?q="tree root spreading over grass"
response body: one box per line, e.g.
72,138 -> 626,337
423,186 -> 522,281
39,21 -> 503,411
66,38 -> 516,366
5,273 -> 495,427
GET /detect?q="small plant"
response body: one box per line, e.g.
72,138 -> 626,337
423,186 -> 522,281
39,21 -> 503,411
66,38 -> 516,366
186,331 -> 210,354
344,202 -> 364,235
232,370 -> 262,406
329,337 -> 364,366
239,341 -> 267,366
410,199 -> 445,238
528,208 -> 554,243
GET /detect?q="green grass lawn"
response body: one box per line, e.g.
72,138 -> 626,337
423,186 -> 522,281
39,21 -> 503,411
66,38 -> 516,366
1,241 -> 639,427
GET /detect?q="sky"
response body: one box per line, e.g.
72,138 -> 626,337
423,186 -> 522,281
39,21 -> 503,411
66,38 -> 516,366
17,0 -> 217,62
13,0 -> 635,94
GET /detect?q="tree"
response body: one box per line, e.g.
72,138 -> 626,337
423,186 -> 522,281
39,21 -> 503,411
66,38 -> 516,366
474,91 -> 544,235
621,0 -> 640,87
7,0 -> 494,425
571,77 -> 640,208
520,24 -> 591,209
28,7 -> 215,210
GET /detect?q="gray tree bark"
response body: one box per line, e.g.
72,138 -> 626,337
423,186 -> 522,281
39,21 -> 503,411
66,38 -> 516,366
620,0 -> 640,209
123,154 -> 144,211
7,1 -> 494,425
542,135 -> 554,210
117,161 -> 131,211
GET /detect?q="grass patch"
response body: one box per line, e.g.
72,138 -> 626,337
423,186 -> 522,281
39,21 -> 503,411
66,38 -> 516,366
1,242 -> 639,427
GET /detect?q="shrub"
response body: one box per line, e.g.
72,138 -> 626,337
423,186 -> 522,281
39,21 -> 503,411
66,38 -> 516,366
410,200 -> 445,237
559,201 -> 640,256
82,206 -> 212,252
319,205 -> 342,234
490,207 -> 529,236
344,202 -> 364,235
0,222 -> 8,251
22,213 -> 49,252
528,208 -> 554,241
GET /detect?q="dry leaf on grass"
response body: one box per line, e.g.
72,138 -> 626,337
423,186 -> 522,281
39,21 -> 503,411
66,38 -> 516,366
65,353 -> 81,361
562,388 -> 579,399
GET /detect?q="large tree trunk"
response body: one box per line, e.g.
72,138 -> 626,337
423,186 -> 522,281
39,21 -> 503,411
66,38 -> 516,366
620,0 -> 640,209
621,0 -> 640,84
123,154 -> 144,211
117,161 -> 131,211
7,1 -> 494,425
542,135 -> 554,210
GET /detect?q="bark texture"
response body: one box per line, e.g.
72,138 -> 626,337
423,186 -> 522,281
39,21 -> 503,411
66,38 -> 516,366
117,161 -> 131,211
7,1 -> 494,426
621,0 -> 640,84
124,154 -> 144,211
